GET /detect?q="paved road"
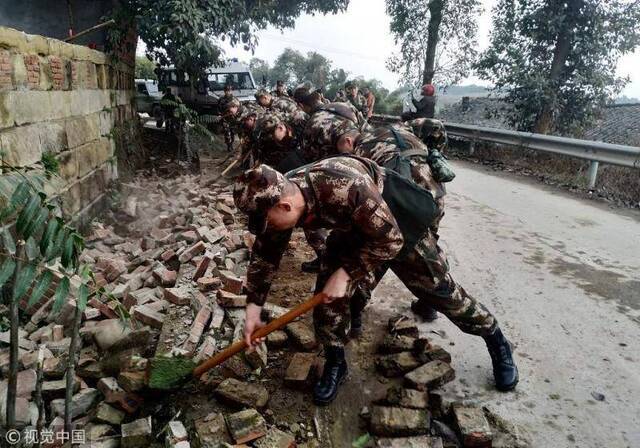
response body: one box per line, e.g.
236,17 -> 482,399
372,160 -> 640,447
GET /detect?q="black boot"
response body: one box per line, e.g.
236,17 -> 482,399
313,346 -> 348,405
350,308 -> 363,338
483,327 -> 519,391
301,257 -> 322,273
410,301 -> 439,322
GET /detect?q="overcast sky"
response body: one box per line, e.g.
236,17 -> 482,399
151,0 -> 640,98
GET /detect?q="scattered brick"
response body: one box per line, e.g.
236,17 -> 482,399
153,266 -> 177,287
216,289 -> 247,307
95,402 -> 126,425
164,287 -> 191,305
197,276 -> 221,292
404,360 -> 456,391
385,385 -> 429,409
50,388 -> 100,419
226,408 -> 267,444
133,305 -> 165,329
254,427 -> 296,448
194,412 -> 231,446
219,270 -> 243,294
284,352 -> 317,389
179,241 -> 206,263
376,352 -> 423,377
453,404 -> 493,448
285,321 -> 317,350
121,416 -> 152,448
193,252 -> 213,281
388,316 -> 419,337
266,330 -> 289,349
183,306 -> 211,355
215,378 -> 269,409
370,405 -> 430,437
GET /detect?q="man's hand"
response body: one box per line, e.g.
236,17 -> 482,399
321,267 -> 352,303
244,303 -> 266,350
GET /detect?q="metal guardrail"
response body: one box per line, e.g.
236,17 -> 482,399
371,114 -> 640,189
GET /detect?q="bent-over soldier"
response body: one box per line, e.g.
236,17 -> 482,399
234,157 -> 519,405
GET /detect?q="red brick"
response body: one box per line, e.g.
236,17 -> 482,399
153,266 -> 177,287
216,290 -> 247,308
164,287 -> 191,305
219,270 -> 243,295
284,353 -> 317,389
197,276 -> 221,292
133,305 -> 165,329
179,240 -> 206,263
183,306 -> 211,355
88,297 -> 117,319
193,253 -> 212,281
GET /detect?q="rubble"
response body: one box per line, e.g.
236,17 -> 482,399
215,378 -> 269,408
370,405 -> 430,437
285,352 -> 317,388
95,402 -> 126,425
404,360 -> 456,391
121,416 -> 153,448
226,408 -> 267,444
453,404 -> 493,448
50,388 -> 100,419
286,321 -> 317,350
254,427 -> 296,448
194,412 -> 232,446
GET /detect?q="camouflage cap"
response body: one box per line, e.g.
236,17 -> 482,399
293,84 -> 312,103
220,97 -> 240,115
255,88 -> 270,99
255,112 -> 284,141
332,119 -> 360,144
344,80 -> 357,89
233,165 -> 286,234
238,102 -> 262,121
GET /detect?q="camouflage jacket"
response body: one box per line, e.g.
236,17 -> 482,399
301,102 -> 371,163
346,92 -> 369,117
353,125 -> 446,200
246,157 -> 404,306
403,118 -> 448,152
268,96 -> 300,115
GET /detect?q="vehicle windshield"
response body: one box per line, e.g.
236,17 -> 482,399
207,72 -> 254,91
146,82 -> 159,95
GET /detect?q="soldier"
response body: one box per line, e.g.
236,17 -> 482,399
253,112 -> 327,273
234,157 -> 519,405
344,81 -> 369,118
219,97 -> 242,152
272,80 -> 289,98
404,117 -> 448,153
255,89 -> 300,115
235,103 -> 267,167
361,87 -> 375,119
292,87 -> 370,163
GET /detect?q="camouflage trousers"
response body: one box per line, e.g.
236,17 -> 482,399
313,229 -> 497,349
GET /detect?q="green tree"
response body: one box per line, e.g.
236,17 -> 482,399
385,0 -> 482,87
476,0 -> 640,134
135,56 -> 157,80
270,48 -> 307,86
112,1 -> 349,76
249,58 -> 273,87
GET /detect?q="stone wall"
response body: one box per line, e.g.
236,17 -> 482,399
0,26 -> 135,225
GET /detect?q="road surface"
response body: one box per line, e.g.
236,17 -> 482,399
368,160 -> 640,447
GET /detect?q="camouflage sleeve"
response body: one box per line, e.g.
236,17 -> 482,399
359,96 -> 369,118
245,228 -> 293,306
341,181 -> 404,281
223,121 -> 234,152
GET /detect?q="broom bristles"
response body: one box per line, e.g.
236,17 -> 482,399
148,356 -> 198,390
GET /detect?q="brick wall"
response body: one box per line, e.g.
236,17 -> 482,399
0,26 -> 135,225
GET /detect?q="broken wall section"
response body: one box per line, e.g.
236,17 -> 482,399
0,26 -> 135,225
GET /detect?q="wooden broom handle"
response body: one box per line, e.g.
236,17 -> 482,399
192,293 -> 327,377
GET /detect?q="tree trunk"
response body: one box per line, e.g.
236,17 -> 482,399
423,0 -> 445,85
6,244 -> 24,428
534,0 -> 582,134
35,347 -> 46,434
64,305 -> 82,432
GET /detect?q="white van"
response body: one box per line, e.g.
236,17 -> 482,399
157,60 -> 257,114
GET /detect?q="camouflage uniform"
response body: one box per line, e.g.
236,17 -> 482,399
220,97 -> 242,152
253,112 -> 327,257
404,118 -> 448,152
301,102 -> 370,163
353,125 -> 446,220
346,92 -> 369,118
234,157 -> 498,350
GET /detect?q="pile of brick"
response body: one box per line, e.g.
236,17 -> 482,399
362,315 -> 495,448
0,165 -> 322,447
